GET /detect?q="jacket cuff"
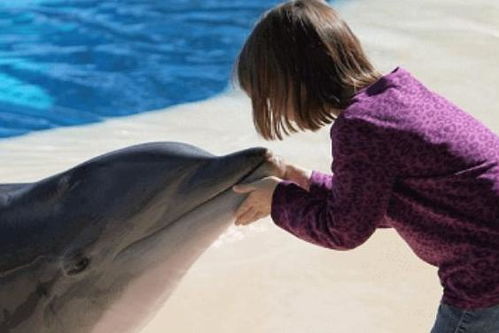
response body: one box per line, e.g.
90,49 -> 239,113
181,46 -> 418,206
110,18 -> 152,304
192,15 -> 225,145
270,180 -> 306,228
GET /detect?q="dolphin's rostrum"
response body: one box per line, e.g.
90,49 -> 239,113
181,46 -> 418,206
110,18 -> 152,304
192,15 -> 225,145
0,142 -> 273,333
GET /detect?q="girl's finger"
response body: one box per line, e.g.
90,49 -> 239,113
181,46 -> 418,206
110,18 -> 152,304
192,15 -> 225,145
254,211 -> 267,221
236,208 -> 256,225
232,183 -> 256,193
249,210 -> 267,224
234,198 -> 253,219
233,178 -> 266,193
236,208 -> 259,226
235,207 -> 251,223
236,209 -> 257,225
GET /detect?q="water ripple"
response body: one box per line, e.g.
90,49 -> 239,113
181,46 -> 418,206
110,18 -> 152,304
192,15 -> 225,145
0,0 -> 284,138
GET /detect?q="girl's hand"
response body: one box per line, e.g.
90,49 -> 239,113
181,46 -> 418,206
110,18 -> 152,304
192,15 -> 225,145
232,176 -> 281,226
265,150 -> 288,179
265,151 -> 312,191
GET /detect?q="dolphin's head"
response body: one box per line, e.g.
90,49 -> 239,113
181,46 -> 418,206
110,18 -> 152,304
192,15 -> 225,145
0,142 -> 276,333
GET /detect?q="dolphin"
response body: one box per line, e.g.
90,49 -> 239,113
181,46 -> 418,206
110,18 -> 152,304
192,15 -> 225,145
0,142 -> 273,333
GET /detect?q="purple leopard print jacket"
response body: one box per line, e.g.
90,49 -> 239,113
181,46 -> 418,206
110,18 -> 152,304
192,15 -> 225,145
270,66 -> 499,310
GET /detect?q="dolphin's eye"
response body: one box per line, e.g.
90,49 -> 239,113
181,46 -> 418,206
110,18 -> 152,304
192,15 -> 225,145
67,256 -> 90,275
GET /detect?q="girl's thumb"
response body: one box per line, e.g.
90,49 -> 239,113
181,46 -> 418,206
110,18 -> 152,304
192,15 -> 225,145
232,182 -> 256,193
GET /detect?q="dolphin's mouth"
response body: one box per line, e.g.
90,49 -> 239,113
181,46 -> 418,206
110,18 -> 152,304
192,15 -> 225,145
114,158 -> 268,260
232,157 -> 267,186
188,156 -> 267,214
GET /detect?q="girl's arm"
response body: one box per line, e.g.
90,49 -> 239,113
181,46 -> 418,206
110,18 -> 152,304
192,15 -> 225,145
283,164 -> 313,191
265,152 -> 313,191
271,117 -> 398,250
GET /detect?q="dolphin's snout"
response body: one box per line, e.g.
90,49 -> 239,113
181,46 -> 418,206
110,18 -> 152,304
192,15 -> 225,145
236,146 -> 269,162
222,147 -> 268,170
224,147 -> 277,186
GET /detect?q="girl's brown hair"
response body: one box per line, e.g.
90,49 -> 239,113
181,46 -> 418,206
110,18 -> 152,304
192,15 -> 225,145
232,0 -> 381,140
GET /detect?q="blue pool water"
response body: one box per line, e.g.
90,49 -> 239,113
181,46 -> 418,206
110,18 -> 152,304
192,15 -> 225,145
0,0 -> 292,138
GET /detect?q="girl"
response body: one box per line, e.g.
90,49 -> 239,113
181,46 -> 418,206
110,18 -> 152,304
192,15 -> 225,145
231,0 -> 499,332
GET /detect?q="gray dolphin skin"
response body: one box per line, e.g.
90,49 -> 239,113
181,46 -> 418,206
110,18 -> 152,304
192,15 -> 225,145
0,142 -> 274,333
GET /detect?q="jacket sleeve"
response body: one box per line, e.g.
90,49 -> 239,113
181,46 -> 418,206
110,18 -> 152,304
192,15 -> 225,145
270,116 -> 397,250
